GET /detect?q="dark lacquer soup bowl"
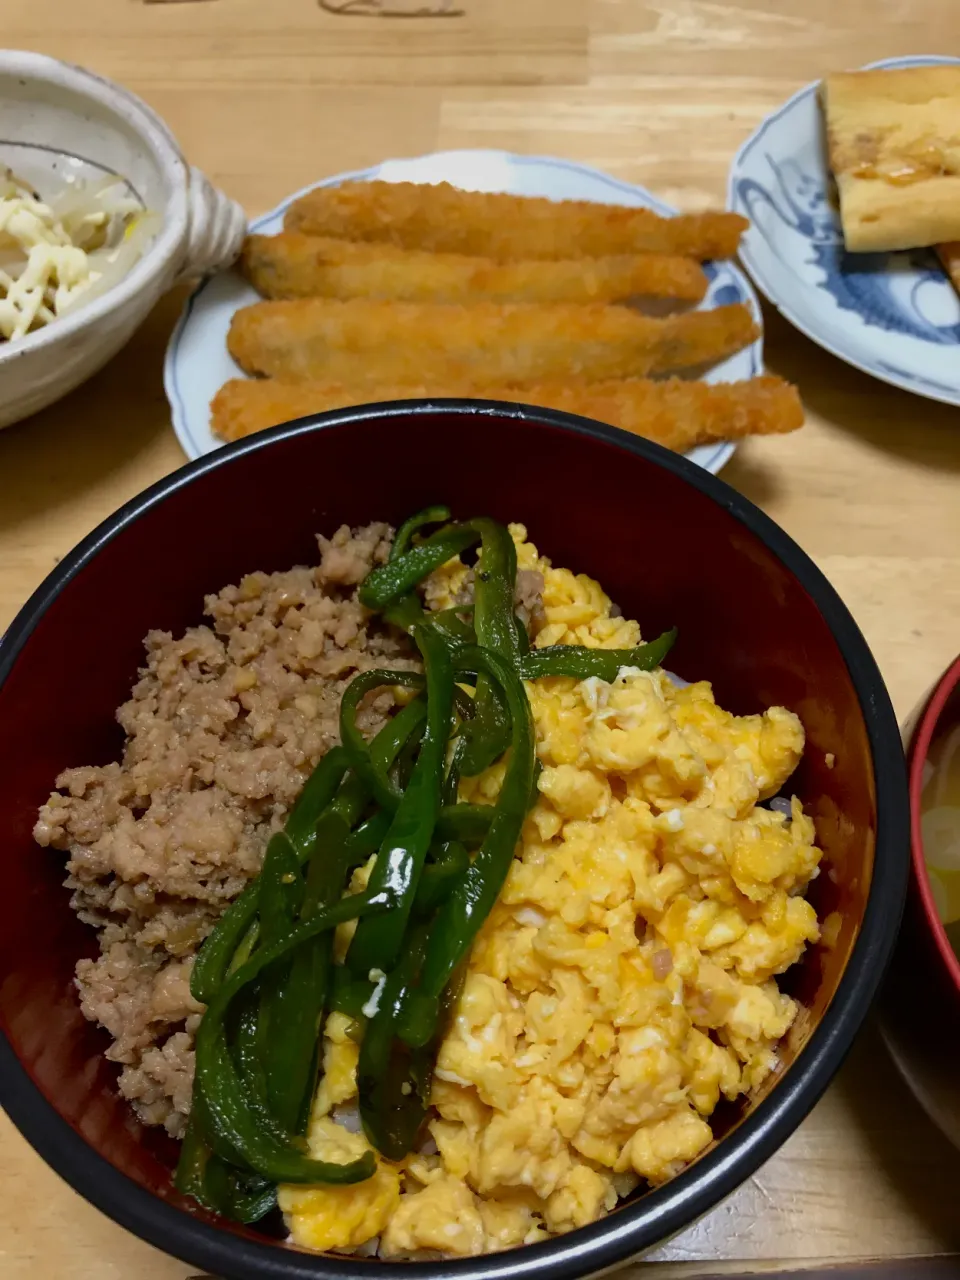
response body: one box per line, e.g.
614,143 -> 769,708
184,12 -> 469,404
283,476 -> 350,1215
0,403 -> 909,1280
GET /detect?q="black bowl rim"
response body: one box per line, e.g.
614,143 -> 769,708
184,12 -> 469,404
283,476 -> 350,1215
0,400 -> 909,1280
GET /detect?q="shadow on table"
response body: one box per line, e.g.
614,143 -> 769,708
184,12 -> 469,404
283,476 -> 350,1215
0,287 -> 190,541
715,448 -> 783,510
759,301 -> 960,476
838,1016 -> 960,1253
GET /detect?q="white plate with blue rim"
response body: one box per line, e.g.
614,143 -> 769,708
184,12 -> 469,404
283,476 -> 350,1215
165,149 -> 764,471
728,55 -> 960,406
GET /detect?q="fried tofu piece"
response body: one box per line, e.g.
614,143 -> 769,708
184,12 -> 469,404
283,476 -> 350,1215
822,65 -> 960,252
210,374 -> 802,450
226,298 -> 758,386
284,181 -> 747,262
241,232 -> 708,304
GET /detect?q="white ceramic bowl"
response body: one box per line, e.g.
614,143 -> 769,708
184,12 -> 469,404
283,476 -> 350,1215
0,50 -> 247,429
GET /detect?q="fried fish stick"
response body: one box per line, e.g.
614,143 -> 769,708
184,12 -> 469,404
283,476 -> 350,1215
241,232 -> 709,304
211,375 -> 802,450
284,181 -> 748,262
227,299 -> 758,386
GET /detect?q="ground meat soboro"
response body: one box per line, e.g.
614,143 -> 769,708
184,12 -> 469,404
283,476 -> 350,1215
34,524 -> 415,1137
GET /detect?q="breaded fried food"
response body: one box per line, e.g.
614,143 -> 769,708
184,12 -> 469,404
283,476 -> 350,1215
241,232 -> 709,304
210,374 -> 801,450
284,181 -> 748,262
227,298 -> 758,385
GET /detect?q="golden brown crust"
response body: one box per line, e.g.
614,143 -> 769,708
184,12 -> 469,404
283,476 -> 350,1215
226,298 -> 759,385
240,232 -> 709,304
210,374 -> 802,449
283,181 -> 748,262
822,66 -> 960,252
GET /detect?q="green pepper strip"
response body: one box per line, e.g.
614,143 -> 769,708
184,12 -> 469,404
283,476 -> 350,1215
231,997 -> 289,1147
330,965 -> 375,1020
234,714 -> 427,1135
201,1154 -> 277,1224
414,841 -> 470,918
518,628 -> 677,682
192,882 -> 262,1005
359,523 -> 481,611
262,809 -> 353,1134
174,1115 -> 217,1206
403,646 -> 535,1046
339,670 -> 425,811
382,507 -> 454,630
284,747 -> 350,861
386,599 -> 478,639
427,607 -> 476,647
257,833 -> 303,946
452,683 -> 476,723
442,736 -> 467,807
443,682 -> 479,805
513,613 -> 531,656
347,626 -> 454,976
254,833 -> 306,1128
250,837 -> 300,984
393,505 -> 452,559
193,887 -> 390,1184
223,851 -> 314,1157
346,809 -> 391,860
194,1014 -> 291,1179
174,1115 -> 277,1224
390,717 -> 426,793
435,802 -> 492,846
457,670 -> 510,776
457,519 -> 520,777
530,757 -> 544,809
191,701 -> 425,1006
357,925 -> 432,1160
226,918 -> 260,980
471,518 -> 522,664
370,695 -> 429,778
382,594 -> 427,632
383,505 -> 476,633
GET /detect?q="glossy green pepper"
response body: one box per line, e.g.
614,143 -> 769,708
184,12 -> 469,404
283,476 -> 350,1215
347,625 -> 454,976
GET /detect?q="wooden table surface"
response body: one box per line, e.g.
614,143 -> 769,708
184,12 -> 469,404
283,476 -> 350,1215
2,2 -> 960,1276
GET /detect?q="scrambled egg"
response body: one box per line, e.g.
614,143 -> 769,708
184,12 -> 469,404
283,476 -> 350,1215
279,525 -> 823,1257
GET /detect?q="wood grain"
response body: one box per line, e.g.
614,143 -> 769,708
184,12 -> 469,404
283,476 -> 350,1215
5,0 -> 589,88
1,1 -> 959,1276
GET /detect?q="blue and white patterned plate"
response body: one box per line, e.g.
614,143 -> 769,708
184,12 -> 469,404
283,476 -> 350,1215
166,150 -> 764,470
729,55 -> 960,406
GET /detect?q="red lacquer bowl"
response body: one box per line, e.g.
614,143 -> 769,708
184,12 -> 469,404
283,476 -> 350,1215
881,655 -> 960,1148
0,403 -> 909,1280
